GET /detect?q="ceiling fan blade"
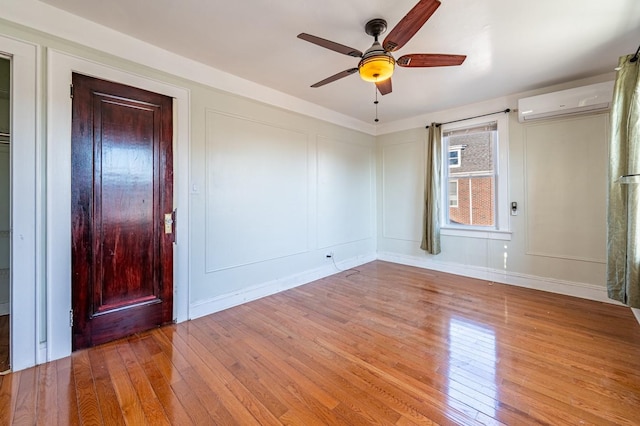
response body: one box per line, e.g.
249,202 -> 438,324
376,78 -> 392,96
297,33 -> 363,57
383,0 -> 441,52
397,53 -> 466,67
310,68 -> 359,88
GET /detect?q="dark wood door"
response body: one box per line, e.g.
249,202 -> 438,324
71,73 -> 174,350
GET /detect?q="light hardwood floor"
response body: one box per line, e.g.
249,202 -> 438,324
1,261 -> 639,425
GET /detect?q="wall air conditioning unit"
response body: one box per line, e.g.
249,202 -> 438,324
517,80 -> 614,123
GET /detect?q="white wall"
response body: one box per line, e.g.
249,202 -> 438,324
0,57 -> 8,315
0,0 -> 631,368
189,89 -> 377,317
377,75 -> 615,303
0,10 -> 377,366
0,144 -> 8,315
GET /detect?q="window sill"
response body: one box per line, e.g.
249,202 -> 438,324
440,227 -> 512,241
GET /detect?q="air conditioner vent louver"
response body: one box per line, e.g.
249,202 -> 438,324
518,81 -> 614,123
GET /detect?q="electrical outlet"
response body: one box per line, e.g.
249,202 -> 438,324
325,252 -> 333,258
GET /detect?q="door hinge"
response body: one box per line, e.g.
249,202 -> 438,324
70,83 -> 74,99
69,309 -> 73,327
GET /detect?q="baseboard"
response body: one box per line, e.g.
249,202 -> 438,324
189,253 -> 376,320
0,302 -> 8,316
377,252 -> 615,305
187,250 -> 635,324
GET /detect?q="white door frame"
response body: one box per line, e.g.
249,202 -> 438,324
0,35 -> 39,372
47,50 -> 190,361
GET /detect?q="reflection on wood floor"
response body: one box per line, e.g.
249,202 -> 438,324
1,261 -> 639,425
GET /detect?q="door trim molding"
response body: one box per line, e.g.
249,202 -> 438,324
0,35 -> 39,372
47,50 -> 190,361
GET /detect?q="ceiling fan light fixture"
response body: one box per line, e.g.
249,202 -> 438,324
299,1 -> 465,95
358,53 -> 395,82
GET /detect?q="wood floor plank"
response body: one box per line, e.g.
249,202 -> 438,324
35,361 -> 59,425
55,357 -> 81,425
0,261 -> 639,425
169,378 -> 212,425
102,343 -> 148,425
71,349 -> 103,425
217,308 -> 400,424
195,321 -> 288,420
12,363 -> 38,425
156,324 -> 262,425
128,336 -> 194,426
232,342 -> 350,425
250,293 -> 485,424
88,347 -> 126,426
229,304 -> 476,425
115,339 -> 172,426
0,369 -> 20,424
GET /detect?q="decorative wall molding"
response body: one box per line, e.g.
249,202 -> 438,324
190,253 -> 376,320
316,136 -> 374,248
381,139 -> 423,241
523,251 -> 606,264
204,108 -> 310,273
523,114 -> 608,264
377,251 -> 615,305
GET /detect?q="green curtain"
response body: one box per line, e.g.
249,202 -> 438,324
421,124 -> 442,254
607,54 -> 640,308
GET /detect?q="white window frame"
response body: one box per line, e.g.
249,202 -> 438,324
440,114 -> 511,240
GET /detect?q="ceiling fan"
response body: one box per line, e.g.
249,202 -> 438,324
297,0 -> 466,96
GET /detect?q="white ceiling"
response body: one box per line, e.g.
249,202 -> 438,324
40,0 -> 640,126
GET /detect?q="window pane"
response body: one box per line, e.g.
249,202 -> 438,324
448,176 -> 495,226
449,180 -> 458,207
449,149 -> 460,167
444,124 -> 497,227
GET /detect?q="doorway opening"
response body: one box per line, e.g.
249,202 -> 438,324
0,56 -> 10,373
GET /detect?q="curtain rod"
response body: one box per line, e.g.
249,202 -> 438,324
630,44 -> 640,63
425,108 -> 511,129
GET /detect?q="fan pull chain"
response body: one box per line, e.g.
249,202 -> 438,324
374,86 -> 379,123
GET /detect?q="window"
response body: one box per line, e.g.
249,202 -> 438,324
449,180 -> 458,207
441,115 -> 510,239
448,147 -> 461,168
